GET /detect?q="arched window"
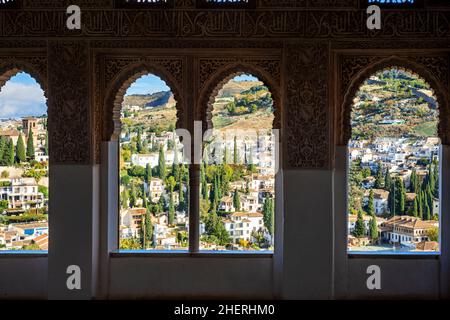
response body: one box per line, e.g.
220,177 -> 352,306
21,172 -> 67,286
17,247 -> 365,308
119,74 -> 187,251
200,73 -> 276,252
0,72 -> 49,251
347,67 -> 440,254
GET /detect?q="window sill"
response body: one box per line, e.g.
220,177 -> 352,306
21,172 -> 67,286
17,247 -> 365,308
111,250 -> 273,258
348,252 -> 440,260
0,251 -> 48,258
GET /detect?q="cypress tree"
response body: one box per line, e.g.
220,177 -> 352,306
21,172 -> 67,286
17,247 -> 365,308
247,145 -> 256,172
168,191 -> 175,226
263,197 -> 274,236
15,134 -> 26,163
233,189 -> 240,211
145,164 -> 152,185
0,136 -> 6,163
399,178 -> 406,215
45,132 -> 49,156
410,169 -> 418,193
426,185 -> 433,209
353,209 -> 366,238
26,129 -> 34,160
158,144 -> 166,180
178,172 -> 185,212
428,165 -> 435,195
142,185 -> 148,209
384,171 -> 392,191
129,185 -> 136,208
388,182 -> 395,216
433,160 -> 439,197
424,202 -> 431,221
369,213 -> 378,241
418,191 -> 424,219
374,162 -> 383,189
136,130 -> 143,153
201,162 -> 208,200
145,209 -> 153,248
121,189 -> 129,209
3,139 -> 14,166
223,146 -> 229,165
412,197 -> 419,217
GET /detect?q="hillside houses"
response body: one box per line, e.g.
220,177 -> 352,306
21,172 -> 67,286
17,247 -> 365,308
380,216 -> 438,249
222,212 -> 266,245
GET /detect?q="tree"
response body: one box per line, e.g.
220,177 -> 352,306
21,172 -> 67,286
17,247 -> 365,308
263,197 -> 274,236
418,191 -> 424,219
120,238 -> 141,250
374,162 -> 383,189
15,134 -> 26,163
167,176 -> 176,225
2,139 -> 14,166
384,171 -> 392,191
0,200 -> 8,212
205,212 -> 231,246
410,169 -> 419,193
172,163 -> 180,181
121,189 -> 129,209
398,178 -> 406,215
168,193 -> 175,226
144,209 -> 153,248
389,177 -> 406,216
178,178 -> 185,212
145,164 -> 152,185
369,214 -> 378,241
353,210 -> 366,238
158,144 -> 166,180
136,130 -> 143,153
433,160 -> 439,197
129,184 -> 137,208
247,145 -> 256,172
424,202 -> 431,221
367,189 -> 375,216
26,129 -> 35,160
44,132 -> 49,156
201,163 -> 208,200
223,146 -> 229,165
427,227 -> 439,242
412,197 -> 419,217
233,189 -> 240,212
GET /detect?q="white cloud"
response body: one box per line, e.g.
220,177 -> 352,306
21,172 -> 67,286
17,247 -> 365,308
0,82 -> 47,118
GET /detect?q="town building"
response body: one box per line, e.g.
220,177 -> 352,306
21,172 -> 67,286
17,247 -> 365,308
380,216 -> 438,248
222,212 -> 264,245
0,177 -> 45,211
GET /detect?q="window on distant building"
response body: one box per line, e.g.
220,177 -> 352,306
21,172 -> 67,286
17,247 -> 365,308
0,72 -> 49,251
347,67 -> 441,254
118,74 -> 188,251
200,73 -> 276,252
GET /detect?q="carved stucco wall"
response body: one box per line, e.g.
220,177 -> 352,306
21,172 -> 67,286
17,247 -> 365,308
0,0 -> 449,169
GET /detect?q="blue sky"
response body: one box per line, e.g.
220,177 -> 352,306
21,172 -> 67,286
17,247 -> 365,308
0,72 -> 261,119
0,72 -> 47,119
234,74 -> 259,82
126,74 -> 171,96
125,73 -> 260,96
